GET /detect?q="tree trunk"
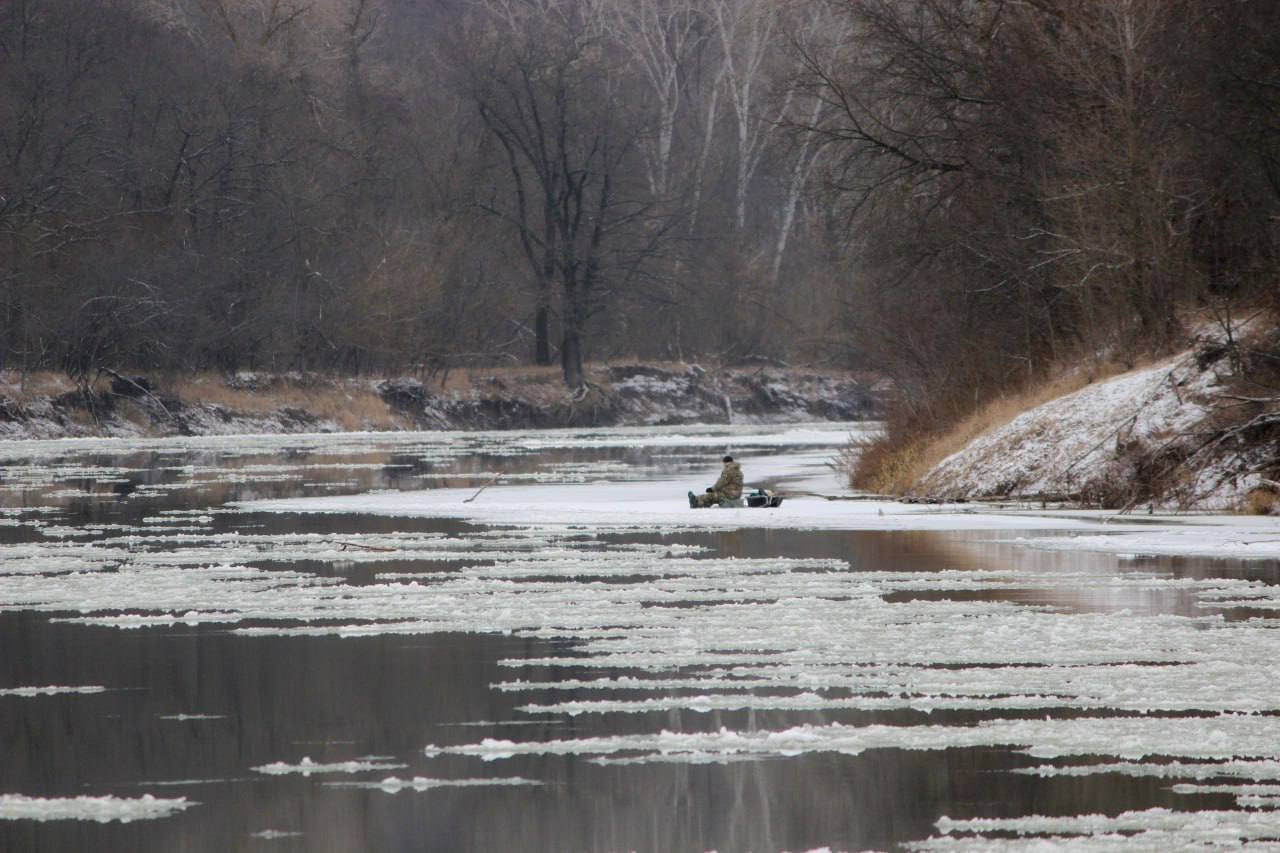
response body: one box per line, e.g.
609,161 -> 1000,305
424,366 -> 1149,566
560,326 -> 584,390
534,303 -> 551,366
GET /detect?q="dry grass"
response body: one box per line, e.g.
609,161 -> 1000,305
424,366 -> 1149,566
0,371 -> 76,403
1245,487 -> 1280,516
844,433 -> 928,496
429,364 -> 585,408
851,359 -> 1133,495
170,375 -> 403,431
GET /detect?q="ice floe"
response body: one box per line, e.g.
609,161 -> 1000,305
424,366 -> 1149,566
0,793 -> 194,823
251,757 -> 406,776
326,776 -> 542,793
136,778 -> 248,787
914,807 -> 1280,850
238,461 -> 1280,564
238,478 -> 1107,532
1018,524 -> 1280,561
0,685 -> 106,697
424,716 -> 1280,764
1016,760 -> 1280,781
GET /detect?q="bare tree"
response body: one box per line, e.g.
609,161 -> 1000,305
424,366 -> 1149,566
469,0 -> 663,390
599,0 -> 705,198
712,0 -> 783,235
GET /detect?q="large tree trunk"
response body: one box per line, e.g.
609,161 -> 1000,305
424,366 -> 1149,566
560,326 -> 584,390
560,284 -> 587,389
534,303 -> 551,365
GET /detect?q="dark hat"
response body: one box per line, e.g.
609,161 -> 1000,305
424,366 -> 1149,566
722,455 -> 734,463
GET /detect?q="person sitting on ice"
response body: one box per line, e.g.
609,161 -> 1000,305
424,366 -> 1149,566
689,455 -> 744,508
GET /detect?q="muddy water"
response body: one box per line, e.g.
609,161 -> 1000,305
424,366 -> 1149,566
0,429 -> 1266,851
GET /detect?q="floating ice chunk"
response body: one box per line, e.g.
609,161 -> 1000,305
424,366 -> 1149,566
1171,782 -> 1280,795
327,776 -> 542,793
251,756 -> 406,776
136,778 -> 248,787
0,685 -> 106,697
517,693 -> 1109,716
159,714 -> 226,721
1014,759 -> 1280,781
250,829 -> 303,839
910,835 -> 1280,851
0,793 -> 194,823
427,716 -> 1280,765
1237,795 -> 1280,809
930,807 -> 1280,842
445,720 -> 554,727
512,659 -> 1280,716
1020,528 -> 1280,561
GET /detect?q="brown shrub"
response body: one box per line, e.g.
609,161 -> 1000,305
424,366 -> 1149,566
170,375 -> 402,431
1245,487 -> 1280,516
0,371 -> 77,403
843,429 -> 929,496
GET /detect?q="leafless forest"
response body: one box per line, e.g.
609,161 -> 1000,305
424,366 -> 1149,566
3,0 -> 1278,414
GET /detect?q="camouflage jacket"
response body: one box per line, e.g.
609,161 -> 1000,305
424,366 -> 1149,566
712,461 -> 744,499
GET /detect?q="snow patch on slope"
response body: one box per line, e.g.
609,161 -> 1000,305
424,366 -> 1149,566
919,353 -> 1236,507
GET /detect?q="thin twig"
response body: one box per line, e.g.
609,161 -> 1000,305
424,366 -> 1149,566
1216,394 -> 1280,404
335,541 -> 396,553
463,474 -> 502,503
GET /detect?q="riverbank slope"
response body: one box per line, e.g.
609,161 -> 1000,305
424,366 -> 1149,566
914,325 -> 1280,512
0,364 -> 880,440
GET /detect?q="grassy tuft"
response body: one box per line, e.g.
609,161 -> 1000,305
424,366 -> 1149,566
1245,487 -> 1280,516
169,375 -> 403,431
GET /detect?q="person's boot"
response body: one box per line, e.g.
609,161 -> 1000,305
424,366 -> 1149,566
688,491 -> 698,509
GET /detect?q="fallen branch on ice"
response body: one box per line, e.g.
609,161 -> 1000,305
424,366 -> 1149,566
463,475 -> 502,503
335,541 -> 396,553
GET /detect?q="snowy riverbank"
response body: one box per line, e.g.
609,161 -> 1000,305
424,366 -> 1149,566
916,330 -> 1280,512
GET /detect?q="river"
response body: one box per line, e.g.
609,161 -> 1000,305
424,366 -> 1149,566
1,424 -> 1278,851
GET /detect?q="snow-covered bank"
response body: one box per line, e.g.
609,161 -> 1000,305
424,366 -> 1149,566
0,365 -> 879,440
918,335 -> 1280,512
